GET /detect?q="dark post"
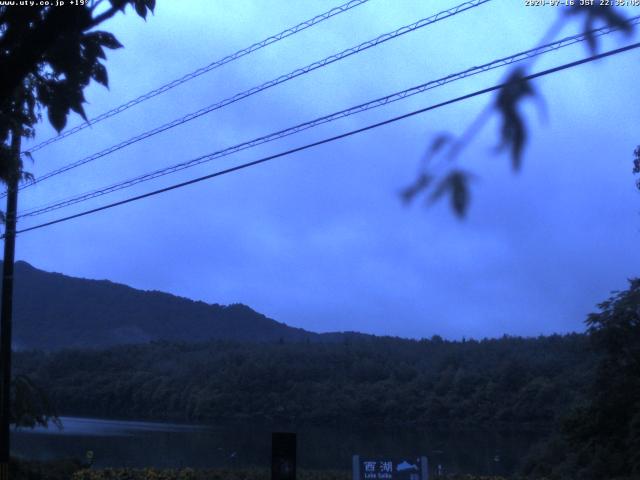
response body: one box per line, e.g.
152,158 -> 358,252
271,432 -> 296,480
0,130 -> 20,480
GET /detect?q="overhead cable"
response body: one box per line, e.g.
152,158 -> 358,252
18,17 -> 640,219
10,0 -> 491,197
12,41 -> 640,237
22,0 -> 373,155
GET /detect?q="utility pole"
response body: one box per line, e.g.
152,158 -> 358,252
0,128 -> 20,480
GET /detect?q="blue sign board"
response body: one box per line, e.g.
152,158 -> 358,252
353,456 -> 428,480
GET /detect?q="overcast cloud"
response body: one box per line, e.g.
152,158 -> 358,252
11,0 -> 640,339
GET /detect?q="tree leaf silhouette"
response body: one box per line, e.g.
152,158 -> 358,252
634,146 -> 640,191
565,6 -> 633,54
427,133 -> 452,158
429,170 -> 470,218
91,31 -> 123,50
400,173 -> 433,204
495,68 -> 536,171
91,63 -> 109,88
401,134 -> 453,204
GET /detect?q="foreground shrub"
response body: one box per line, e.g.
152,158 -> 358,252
10,457 -> 85,480
71,469 -> 517,480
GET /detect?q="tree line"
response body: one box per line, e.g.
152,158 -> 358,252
15,333 -> 594,431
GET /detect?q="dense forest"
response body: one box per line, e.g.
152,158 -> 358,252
15,333 -> 595,431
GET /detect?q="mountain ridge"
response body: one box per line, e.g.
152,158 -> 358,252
2,260 -> 367,350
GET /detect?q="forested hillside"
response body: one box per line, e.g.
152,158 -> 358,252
5,261 -> 350,350
15,333 -> 595,430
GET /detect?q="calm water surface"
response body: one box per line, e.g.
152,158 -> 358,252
12,417 -> 542,475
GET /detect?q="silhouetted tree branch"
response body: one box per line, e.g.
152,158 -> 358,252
0,0 -> 155,181
404,6 -> 636,218
634,145 -> 640,191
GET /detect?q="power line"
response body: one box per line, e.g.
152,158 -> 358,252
12,41 -> 640,238
9,0 -> 491,198
18,17 -> 640,219
21,0 -> 373,156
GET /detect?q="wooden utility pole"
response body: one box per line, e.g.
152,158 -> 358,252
0,129 -> 21,480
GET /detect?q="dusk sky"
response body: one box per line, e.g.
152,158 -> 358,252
10,0 -> 640,339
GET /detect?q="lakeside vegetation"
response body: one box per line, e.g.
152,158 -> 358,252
9,458 -> 85,480
12,462 -> 516,480
70,468 -> 520,480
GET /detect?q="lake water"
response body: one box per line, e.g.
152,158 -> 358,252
12,417 -> 542,475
